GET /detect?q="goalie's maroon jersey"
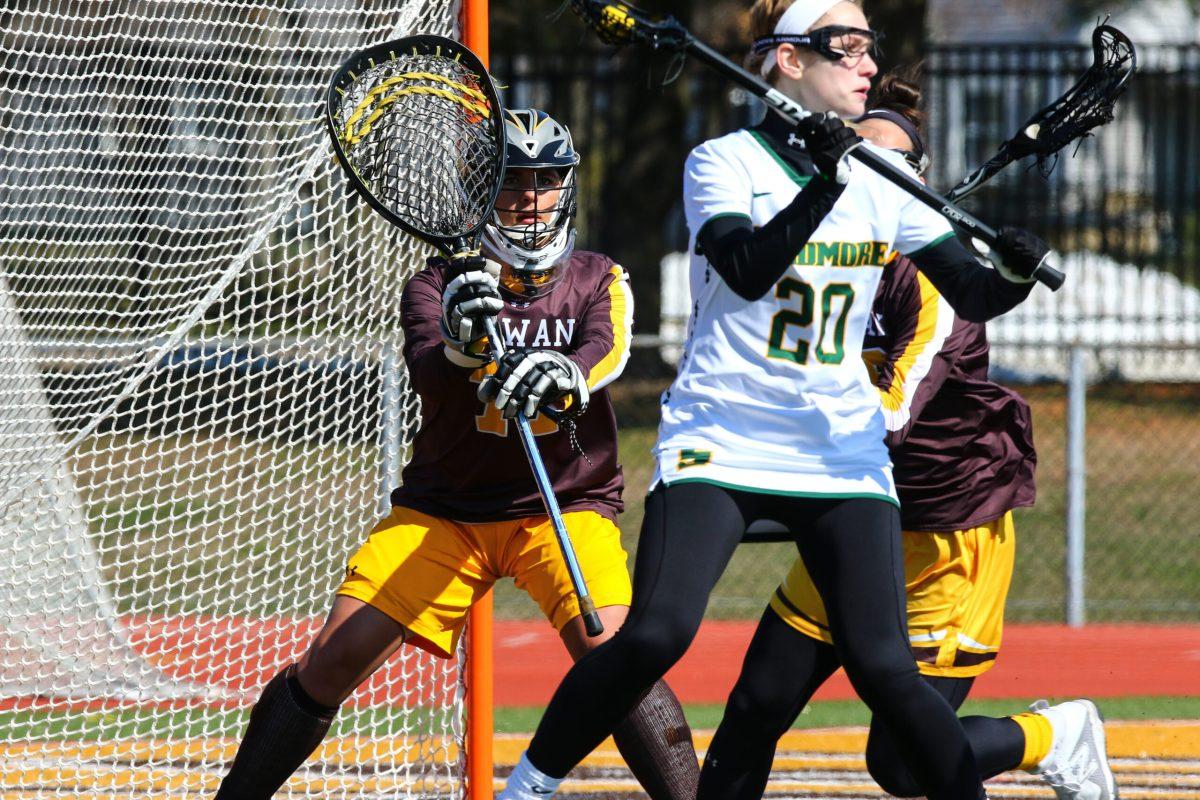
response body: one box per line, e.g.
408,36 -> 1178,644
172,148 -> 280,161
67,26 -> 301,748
868,256 -> 1036,532
390,251 -> 630,523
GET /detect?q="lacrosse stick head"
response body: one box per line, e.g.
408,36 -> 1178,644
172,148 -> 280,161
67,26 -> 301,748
325,35 -> 506,253
1008,24 -> 1137,167
568,0 -> 691,50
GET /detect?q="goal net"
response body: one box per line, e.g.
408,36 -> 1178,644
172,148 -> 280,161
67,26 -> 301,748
0,1 -> 473,797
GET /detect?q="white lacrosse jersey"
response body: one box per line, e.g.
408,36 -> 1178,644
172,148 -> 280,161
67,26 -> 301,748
654,128 -> 955,502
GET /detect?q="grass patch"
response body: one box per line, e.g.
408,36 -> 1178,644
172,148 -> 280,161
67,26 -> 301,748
492,382 -> 1200,623
495,696 -> 1200,733
9,697 -> 1191,743
0,704 -> 459,742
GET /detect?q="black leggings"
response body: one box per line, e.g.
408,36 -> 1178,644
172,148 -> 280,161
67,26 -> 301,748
699,609 -> 1025,799
525,482 -> 985,800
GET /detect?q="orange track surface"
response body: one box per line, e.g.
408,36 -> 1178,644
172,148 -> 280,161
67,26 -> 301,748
494,620 -> 1200,706
11,616 -> 1185,712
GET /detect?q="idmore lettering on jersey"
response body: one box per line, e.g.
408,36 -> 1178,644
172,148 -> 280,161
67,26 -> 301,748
657,124 -> 953,501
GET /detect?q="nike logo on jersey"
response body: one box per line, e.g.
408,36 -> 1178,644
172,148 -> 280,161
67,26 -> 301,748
752,191 -> 772,198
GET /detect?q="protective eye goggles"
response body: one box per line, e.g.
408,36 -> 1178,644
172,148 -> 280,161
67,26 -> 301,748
896,149 -> 930,176
753,25 -> 884,63
855,108 -> 929,176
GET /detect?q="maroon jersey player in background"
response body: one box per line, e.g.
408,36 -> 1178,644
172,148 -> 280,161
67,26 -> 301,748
213,108 -> 699,800
695,72 -> 1118,800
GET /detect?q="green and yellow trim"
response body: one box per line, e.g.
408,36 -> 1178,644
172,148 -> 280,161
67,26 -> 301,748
677,449 -> 713,469
902,230 -> 956,260
747,130 -> 812,189
663,477 -> 899,507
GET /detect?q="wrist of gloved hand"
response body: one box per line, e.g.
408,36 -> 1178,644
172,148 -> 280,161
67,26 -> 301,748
442,336 -> 492,368
992,226 -> 1050,284
794,111 -> 861,185
477,348 -> 589,420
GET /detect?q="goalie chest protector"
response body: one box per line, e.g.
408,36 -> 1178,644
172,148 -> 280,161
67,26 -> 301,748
656,127 -> 956,501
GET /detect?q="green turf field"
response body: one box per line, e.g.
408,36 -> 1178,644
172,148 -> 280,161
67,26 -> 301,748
493,383 -> 1200,622
5,697 -> 1196,741
493,696 -> 1200,733
72,383 -> 1200,623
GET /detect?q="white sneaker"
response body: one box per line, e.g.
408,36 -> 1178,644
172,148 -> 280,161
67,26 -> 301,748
1030,699 -> 1118,800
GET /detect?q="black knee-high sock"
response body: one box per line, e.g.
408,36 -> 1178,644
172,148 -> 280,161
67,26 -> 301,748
612,679 -> 699,800
214,665 -> 339,800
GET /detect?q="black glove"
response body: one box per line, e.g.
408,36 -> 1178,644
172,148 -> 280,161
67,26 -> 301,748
794,112 -> 861,184
992,226 -> 1050,284
477,347 -> 589,419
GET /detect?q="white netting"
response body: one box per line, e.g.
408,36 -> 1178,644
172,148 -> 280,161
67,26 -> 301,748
0,2 -> 468,797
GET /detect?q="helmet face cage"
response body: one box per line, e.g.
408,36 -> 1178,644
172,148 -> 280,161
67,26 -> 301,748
483,108 -> 580,299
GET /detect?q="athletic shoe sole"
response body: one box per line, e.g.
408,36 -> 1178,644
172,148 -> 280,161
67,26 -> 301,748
1080,698 -> 1119,800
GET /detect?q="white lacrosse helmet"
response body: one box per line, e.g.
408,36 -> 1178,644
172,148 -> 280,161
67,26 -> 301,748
482,108 -> 579,299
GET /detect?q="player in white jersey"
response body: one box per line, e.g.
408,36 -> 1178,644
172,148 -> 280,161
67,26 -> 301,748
498,3 -> 1054,800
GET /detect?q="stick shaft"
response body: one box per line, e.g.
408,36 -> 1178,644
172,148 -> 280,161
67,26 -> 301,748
483,316 -> 604,637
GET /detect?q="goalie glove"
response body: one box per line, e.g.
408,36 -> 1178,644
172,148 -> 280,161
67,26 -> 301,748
794,112 -> 861,185
439,256 -> 503,367
477,347 -> 590,420
991,226 -> 1052,284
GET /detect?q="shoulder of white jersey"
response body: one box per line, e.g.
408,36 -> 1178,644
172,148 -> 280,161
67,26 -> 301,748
686,128 -> 758,166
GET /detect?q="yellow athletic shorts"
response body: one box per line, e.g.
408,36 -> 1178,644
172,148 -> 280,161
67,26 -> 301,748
336,506 -> 631,659
770,511 -> 1016,678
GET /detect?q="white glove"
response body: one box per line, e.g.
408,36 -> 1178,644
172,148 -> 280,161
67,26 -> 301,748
441,259 -> 503,346
477,347 -> 590,419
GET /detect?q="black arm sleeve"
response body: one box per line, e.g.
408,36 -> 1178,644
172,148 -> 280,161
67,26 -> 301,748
696,177 -> 846,301
908,236 -> 1034,323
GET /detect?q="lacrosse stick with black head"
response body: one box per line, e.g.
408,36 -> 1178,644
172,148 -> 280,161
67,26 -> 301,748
946,23 -> 1137,202
567,0 -> 1066,290
326,35 -> 604,636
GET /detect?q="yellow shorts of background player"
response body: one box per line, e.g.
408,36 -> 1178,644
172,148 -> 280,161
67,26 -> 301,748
336,505 -> 631,659
770,511 -> 1016,678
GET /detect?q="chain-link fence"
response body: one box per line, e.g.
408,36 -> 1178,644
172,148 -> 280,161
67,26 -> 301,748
490,39 -> 1200,624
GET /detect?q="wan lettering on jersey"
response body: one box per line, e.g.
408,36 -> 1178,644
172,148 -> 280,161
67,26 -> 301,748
500,317 -> 577,348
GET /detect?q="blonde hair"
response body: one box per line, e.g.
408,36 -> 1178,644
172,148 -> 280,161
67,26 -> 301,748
745,0 -> 863,83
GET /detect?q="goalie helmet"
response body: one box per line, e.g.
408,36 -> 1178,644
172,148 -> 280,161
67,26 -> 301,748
482,108 -> 579,299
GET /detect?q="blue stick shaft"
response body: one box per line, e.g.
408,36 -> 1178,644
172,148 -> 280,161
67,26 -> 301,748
483,317 -> 602,634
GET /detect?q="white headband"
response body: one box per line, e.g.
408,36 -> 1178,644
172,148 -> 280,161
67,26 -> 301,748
758,0 -> 841,78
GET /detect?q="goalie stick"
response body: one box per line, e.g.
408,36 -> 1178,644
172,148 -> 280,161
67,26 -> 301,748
568,0 -> 1066,291
325,35 -> 605,636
